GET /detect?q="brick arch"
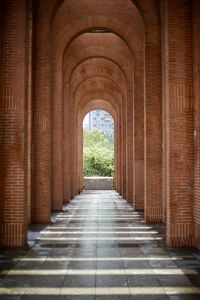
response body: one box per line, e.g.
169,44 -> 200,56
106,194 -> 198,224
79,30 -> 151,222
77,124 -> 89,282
81,100 -> 117,122
74,94 -> 122,114
50,0 -> 145,209
63,33 -> 133,84
72,85 -> 127,197
1,0 -> 196,250
76,91 -> 122,115
75,98 -> 120,196
69,58 -> 127,95
63,76 -> 125,199
51,0 -> 144,58
34,0 -> 161,237
73,77 -> 123,103
78,100 -> 118,192
51,0 -> 160,27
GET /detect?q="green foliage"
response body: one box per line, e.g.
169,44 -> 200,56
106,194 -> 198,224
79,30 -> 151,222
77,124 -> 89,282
83,129 -> 114,177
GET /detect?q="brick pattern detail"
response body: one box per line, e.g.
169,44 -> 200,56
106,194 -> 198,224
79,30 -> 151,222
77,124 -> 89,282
0,0 -> 27,247
51,59 -> 64,210
145,20 -> 163,222
27,0 -> 33,224
193,0 -> 200,245
1,0 -> 200,248
134,60 -> 144,210
146,207 -> 163,224
168,223 -> 193,247
165,0 -> 194,247
0,224 -> 26,247
31,2 -> 51,222
135,160 -> 144,210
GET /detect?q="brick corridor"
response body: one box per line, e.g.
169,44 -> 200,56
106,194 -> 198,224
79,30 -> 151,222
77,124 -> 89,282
0,190 -> 200,299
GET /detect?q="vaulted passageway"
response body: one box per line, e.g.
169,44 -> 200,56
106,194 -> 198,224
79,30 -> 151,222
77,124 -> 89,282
0,0 -> 200,250
0,190 -> 200,298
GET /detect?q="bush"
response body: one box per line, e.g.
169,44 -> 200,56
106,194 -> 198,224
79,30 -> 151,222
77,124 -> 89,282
83,129 -> 114,177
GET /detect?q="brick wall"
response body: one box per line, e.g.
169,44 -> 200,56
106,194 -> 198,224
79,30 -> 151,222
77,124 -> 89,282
0,0 -> 27,247
26,0 -> 33,224
193,0 -> 200,245
31,1 -> 51,222
1,0 -> 200,248
144,4 -> 163,223
164,0 -> 194,247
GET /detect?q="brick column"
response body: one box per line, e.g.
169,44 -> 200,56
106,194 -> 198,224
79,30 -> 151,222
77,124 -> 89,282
27,0 -> 33,224
122,109 -> 127,199
126,89 -> 134,203
145,21 -> 163,222
63,83 -> 71,202
51,60 -> 64,210
0,0 -> 27,247
134,61 -> 144,210
70,100 -> 75,199
119,113 -> 124,196
32,3 -> 51,222
163,0 -> 194,246
193,0 -> 200,246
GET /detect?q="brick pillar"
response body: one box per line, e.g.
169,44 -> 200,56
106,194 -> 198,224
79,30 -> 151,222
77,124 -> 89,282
117,114 -> 122,195
161,3 -> 167,224
51,60 -> 64,210
145,21 -> 163,222
78,117 -> 83,193
70,101 -> 75,198
193,0 -> 200,246
122,109 -> 127,199
0,0 -> 27,247
27,0 -> 33,224
74,113 -> 79,195
32,3 -> 51,222
126,89 -> 134,203
134,62 -> 144,210
119,113 -> 124,196
63,83 -> 71,202
114,117 -> 118,192
163,0 -> 194,247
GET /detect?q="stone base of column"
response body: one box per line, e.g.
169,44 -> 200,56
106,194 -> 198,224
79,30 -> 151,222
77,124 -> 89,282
167,223 -> 193,247
135,195 -> 144,210
32,209 -> 51,223
0,223 -> 27,247
193,223 -> 200,248
145,206 -> 163,223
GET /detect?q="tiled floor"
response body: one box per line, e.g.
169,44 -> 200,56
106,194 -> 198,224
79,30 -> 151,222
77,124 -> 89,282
0,190 -> 200,299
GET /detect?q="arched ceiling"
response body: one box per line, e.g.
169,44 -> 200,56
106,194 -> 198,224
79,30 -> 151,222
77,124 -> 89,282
81,100 -> 117,123
74,78 -> 123,108
70,58 -> 127,95
50,0 -> 150,122
63,33 -> 133,84
75,91 -> 121,115
51,0 -> 145,59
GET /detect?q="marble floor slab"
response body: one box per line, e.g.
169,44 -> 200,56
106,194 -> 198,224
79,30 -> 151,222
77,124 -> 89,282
0,190 -> 200,299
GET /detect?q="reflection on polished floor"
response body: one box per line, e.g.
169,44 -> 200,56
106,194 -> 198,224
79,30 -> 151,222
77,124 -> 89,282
0,190 -> 200,299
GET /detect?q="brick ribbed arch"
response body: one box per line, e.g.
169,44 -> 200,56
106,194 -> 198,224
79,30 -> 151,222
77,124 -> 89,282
63,33 -> 133,84
0,0 -> 167,248
0,0 -> 198,250
32,0 -> 163,236
79,100 -> 118,193
71,77 -> 125,200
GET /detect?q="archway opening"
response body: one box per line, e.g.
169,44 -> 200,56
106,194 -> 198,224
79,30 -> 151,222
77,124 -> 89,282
83,109 -> 114,190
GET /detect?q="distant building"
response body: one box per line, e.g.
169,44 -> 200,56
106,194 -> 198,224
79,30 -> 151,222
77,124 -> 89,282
84,110 -> 114,138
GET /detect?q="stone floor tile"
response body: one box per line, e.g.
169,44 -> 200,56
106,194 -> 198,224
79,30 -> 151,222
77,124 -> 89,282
96,275 -> 128,287
0,190 -> 200,299
63,274 -> 95,287
96,296 -> 131,300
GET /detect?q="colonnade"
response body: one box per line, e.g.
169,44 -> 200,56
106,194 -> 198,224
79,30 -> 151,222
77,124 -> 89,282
0,0 -> 199,248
